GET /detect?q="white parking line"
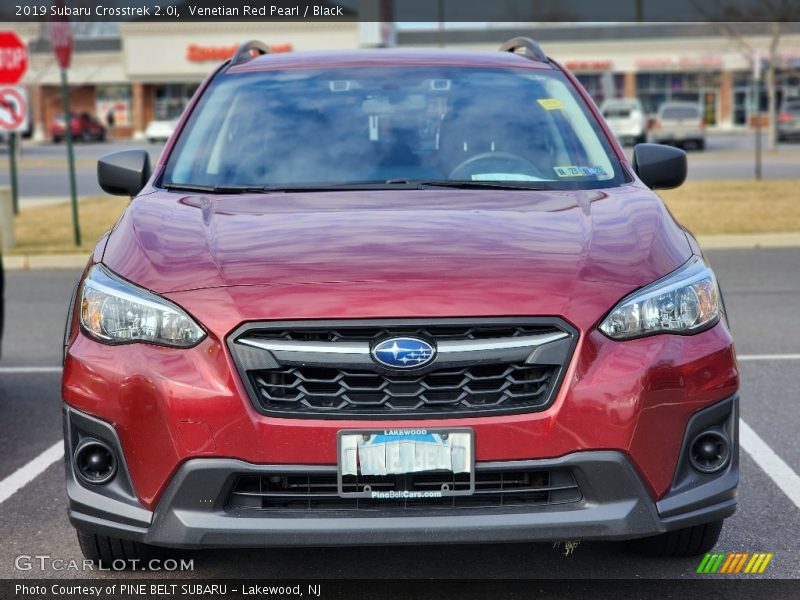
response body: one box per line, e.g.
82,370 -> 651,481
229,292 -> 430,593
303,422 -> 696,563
738,354 -> 800,361
0,441 -> 64,506
740,420 -> 800,510
0,366 -> 63,374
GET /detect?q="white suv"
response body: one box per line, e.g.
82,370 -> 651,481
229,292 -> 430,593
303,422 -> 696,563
600,98 -> 646,145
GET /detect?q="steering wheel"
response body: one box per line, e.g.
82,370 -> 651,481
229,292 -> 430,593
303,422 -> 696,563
447,151 -> 543,181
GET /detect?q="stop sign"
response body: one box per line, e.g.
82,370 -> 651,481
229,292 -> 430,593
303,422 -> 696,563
0,31 -> 28,85
50,21 -> 73,69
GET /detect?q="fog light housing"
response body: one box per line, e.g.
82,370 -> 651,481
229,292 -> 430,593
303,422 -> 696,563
689,429 -> 730,474
74,439 -> 117,485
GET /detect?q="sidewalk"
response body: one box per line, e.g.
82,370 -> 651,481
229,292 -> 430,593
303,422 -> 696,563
4,232 -> 800,270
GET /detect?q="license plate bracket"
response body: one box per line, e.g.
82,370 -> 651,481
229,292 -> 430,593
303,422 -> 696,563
337,428 -> 474,499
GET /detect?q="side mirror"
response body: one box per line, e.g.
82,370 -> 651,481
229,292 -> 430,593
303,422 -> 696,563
632,143 -> 687,189
98,149 -> 151,196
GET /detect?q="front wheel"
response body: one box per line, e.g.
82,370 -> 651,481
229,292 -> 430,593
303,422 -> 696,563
76,531 -> 161,568
627,520 -> 724,557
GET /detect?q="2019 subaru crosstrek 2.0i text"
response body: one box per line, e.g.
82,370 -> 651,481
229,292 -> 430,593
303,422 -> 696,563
63,39 -> 738,564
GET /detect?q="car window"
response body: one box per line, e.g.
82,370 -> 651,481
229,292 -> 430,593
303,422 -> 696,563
603,107 -> 634,118
164,66 -> 627,190
661,106 -> 699,119
784,101 -> 800,112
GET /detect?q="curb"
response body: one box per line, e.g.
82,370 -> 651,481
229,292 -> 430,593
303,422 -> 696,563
3,254 -> 89,270
695,232 -> 800,249
3,233 -> 800,271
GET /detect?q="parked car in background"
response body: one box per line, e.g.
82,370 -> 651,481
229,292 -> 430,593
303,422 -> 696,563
51,113 -> 106,143
777,98 -> 800,142
600,98 -> 646,145
649,102 -> 705,150
144,119 -> 179,143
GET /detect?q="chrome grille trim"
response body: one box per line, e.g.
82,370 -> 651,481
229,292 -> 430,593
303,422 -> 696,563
236,331 -> 569,356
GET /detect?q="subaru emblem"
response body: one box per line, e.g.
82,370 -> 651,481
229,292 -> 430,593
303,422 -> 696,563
371,337 -> 436,369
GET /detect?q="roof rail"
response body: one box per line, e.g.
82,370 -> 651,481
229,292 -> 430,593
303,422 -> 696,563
498,37 -> 547,63
228,40 -> 270,69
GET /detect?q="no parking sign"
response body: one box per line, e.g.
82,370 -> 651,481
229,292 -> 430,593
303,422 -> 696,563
0,86 -> 28,133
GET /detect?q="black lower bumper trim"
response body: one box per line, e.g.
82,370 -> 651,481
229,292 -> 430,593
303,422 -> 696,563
68,450 -> 736,549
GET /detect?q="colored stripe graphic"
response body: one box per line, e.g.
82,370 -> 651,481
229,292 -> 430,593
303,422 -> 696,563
707,554 -> 725,573
734,553 -> 750,573
720,553 -> 736,573
696,553 -> 713,573
758,554 -> 773,573
697,552 -> 773,574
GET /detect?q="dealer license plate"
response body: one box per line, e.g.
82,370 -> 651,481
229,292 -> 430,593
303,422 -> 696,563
337,428 -> 474,498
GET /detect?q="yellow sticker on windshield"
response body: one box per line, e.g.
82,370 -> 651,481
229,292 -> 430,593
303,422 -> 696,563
537,98 -> 564,110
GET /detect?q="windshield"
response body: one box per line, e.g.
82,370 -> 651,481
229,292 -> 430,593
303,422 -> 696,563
162,66 -> 627,191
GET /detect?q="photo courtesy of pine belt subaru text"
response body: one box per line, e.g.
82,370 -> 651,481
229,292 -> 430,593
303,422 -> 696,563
62,37 -> 739,565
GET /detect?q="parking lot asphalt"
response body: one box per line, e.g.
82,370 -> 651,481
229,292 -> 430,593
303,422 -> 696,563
0,248 -> 798,581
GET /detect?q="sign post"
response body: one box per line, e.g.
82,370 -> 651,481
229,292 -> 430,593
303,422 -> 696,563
0,87 -> 28,216
753,51 -> 762,181
50,19 -> 80,246
0,31 -> 28,216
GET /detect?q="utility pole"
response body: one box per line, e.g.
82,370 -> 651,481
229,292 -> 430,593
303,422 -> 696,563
753,51 -> 762,181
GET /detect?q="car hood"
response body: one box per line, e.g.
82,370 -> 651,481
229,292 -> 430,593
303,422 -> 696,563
103,187 -> 691,328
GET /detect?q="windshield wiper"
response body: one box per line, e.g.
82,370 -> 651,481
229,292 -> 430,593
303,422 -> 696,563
390,179 -> 554,191
261,182 -> 418,192
164,182 -> 416,193
163,180 -> 553,194
162,182 -> 272,194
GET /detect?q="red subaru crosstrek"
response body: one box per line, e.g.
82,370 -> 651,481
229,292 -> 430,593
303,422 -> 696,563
63,39 -> 738,564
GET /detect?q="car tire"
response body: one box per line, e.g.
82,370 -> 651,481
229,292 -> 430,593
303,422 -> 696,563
76,531 -> 161,568
627,520 -> 723,557
52,136 -> 61,144
695,139 -> 706,151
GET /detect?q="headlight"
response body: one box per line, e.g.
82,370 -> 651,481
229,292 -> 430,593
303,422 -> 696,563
599,257 -> 720,340
80,265 -> 205,347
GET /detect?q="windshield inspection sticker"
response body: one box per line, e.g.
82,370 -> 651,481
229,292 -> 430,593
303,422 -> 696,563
554,165 -> 608,177
537,98 -> 564,110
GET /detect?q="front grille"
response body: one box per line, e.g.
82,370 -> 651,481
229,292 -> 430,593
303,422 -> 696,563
250,363 -> 556,414
228,319 -> 577,418
228,467 -> 582,512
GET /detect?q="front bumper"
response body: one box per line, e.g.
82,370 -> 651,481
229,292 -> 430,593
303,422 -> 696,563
65,396 -> 738,548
